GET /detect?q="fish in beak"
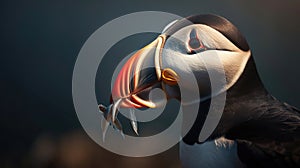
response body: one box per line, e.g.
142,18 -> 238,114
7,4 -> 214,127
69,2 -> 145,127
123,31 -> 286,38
99,35 -> 180,139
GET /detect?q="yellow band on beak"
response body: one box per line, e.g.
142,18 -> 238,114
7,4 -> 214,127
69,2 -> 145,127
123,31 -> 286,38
161,68 -> 179,85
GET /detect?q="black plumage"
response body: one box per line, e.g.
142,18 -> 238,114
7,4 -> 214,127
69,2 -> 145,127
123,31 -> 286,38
225,58 -> 300,167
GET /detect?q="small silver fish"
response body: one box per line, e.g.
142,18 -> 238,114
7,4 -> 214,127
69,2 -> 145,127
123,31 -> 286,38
98,99 -> 139,142
98,102 -> 124,142
129,108 -> 139,135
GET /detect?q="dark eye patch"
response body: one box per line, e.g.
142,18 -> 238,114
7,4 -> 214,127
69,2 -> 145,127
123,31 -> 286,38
187,29 -> 207,54
188,29 -> 201,49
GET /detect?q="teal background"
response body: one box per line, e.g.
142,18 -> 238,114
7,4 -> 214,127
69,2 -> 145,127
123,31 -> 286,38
1,0 -> 299,167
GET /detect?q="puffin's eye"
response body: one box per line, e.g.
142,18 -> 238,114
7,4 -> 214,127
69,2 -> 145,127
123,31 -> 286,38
187,29 -> 206,54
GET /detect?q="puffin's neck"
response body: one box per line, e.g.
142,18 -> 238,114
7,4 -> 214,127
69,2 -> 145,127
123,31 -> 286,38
213,57 -> 300,143
183,56 -> 264,144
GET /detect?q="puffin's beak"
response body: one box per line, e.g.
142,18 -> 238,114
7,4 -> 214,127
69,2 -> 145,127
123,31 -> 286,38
111,35 -> 179,108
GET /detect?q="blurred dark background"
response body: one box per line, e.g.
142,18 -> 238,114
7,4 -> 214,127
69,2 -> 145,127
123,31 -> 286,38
1,0 -> 300,167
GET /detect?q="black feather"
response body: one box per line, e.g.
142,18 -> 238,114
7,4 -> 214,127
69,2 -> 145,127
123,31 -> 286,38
164,14 -> 249,51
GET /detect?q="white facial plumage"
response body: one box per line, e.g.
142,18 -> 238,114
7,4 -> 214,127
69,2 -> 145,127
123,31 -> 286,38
162,24 -> 251,96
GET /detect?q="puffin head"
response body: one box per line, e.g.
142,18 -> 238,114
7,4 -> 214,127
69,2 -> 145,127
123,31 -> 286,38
111,14 -> 252,110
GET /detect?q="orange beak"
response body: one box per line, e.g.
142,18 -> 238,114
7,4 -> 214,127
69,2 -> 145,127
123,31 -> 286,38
110,35 -> 180,108
111,36 -> 164,108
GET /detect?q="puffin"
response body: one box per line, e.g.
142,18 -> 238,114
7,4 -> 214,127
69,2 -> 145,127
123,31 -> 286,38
99,14 -> 300,167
